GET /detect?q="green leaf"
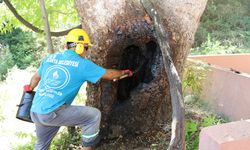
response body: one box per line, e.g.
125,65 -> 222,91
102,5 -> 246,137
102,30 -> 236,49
186,120 -> 198,134
0,0 -> 80,33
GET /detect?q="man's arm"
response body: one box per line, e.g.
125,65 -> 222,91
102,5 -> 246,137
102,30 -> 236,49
29,72 -> 41,91
101,69 -> 132,81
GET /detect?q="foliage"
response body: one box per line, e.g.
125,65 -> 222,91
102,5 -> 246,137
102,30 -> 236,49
193,0 -> 250,54
183,60 -> 210,99
14,128 -> 82,150
185,114 -> 226,150
0,28 -> 43,70
191,35 -> 249,55
50,128 -> 82,150
14,132 -> 36,150
0,0 -> 79,33
0,45 -> 14,80
185,120 -> 199,150
0,27 -> 69,81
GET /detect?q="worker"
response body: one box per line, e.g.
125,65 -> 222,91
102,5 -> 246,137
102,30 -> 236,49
23,28 -> 133,150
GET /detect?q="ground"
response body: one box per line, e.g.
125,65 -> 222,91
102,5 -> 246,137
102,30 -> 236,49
95,130 -> 170,150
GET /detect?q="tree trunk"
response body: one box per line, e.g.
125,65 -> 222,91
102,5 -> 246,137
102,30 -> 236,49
75,0 -> 207,149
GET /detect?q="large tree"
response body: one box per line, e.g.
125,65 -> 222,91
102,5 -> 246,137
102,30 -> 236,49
75,0 -> 207,149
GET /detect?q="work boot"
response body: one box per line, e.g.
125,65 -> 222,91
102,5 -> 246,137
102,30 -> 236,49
82,135 -> 101,148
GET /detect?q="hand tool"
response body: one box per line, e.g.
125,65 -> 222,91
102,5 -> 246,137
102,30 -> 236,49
113,61 -> 145,82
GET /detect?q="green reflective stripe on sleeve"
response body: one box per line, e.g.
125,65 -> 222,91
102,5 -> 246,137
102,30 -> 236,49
82,131 -> 99,139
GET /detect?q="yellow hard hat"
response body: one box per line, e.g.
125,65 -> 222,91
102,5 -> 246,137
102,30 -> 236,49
66,28 -> 91,45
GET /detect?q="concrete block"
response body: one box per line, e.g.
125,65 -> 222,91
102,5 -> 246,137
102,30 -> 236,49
199,120 -> 250,150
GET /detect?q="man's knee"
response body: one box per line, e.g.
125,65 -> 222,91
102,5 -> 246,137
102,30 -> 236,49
86,107 -> 101,124
93,108 -> 101,123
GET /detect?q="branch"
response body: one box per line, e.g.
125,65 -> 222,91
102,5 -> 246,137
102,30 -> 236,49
39,0 -> 54,53
3,0 -> 81,37
140,0 -> 185,150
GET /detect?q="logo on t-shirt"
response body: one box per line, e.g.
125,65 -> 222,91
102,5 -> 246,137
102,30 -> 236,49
44,65 -> 70,90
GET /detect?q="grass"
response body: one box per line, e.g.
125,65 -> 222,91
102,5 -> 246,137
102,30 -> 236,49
192,0 -> 250,55
184,96 -> 228,150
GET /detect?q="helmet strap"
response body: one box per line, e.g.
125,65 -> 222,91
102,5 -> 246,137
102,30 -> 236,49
67,42 -> 77,49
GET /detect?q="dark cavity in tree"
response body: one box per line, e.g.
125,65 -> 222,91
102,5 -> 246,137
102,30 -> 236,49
117,41 -> 158,103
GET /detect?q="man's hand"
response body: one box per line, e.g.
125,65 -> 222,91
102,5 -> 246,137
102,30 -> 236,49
121,69 -> 133,77
112,69 -> 133,82
102,69 -> 133,81
23,84 -> 32,92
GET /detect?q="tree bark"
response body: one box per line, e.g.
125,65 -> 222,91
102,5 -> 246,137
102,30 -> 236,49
75,0 -> 207,148
38,0 -> 54,53
140,1 -> 185,149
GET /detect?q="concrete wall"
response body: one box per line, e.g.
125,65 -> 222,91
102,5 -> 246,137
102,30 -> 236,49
188,54 -> 250,121
190,54 -> 250,74
199,120 -> 250,150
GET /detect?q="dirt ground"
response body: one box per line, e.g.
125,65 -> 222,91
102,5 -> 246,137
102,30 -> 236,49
73,129 -> 171,150
96,130 -> 171,150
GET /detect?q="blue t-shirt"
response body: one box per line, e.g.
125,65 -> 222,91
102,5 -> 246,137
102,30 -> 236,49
31,50 -> 106,114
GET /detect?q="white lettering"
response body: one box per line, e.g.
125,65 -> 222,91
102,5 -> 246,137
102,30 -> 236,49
47,57 -> 58,64
46,58 -> 79,67
45,93 -> 54,98
58,60 -> 79,67
46,89 -> 63,96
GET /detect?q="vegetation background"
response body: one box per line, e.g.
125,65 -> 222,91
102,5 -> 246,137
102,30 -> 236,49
0,0 -> 249,149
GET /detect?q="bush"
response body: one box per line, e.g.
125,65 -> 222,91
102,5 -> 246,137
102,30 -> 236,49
0,45 -> 14,80
0,28 -> 42,69
183,60 -> 210,99
191,35 -> 249,55
193,0 -> 250,54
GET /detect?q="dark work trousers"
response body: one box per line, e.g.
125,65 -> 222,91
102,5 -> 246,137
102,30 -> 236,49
30,105 -> 101,150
